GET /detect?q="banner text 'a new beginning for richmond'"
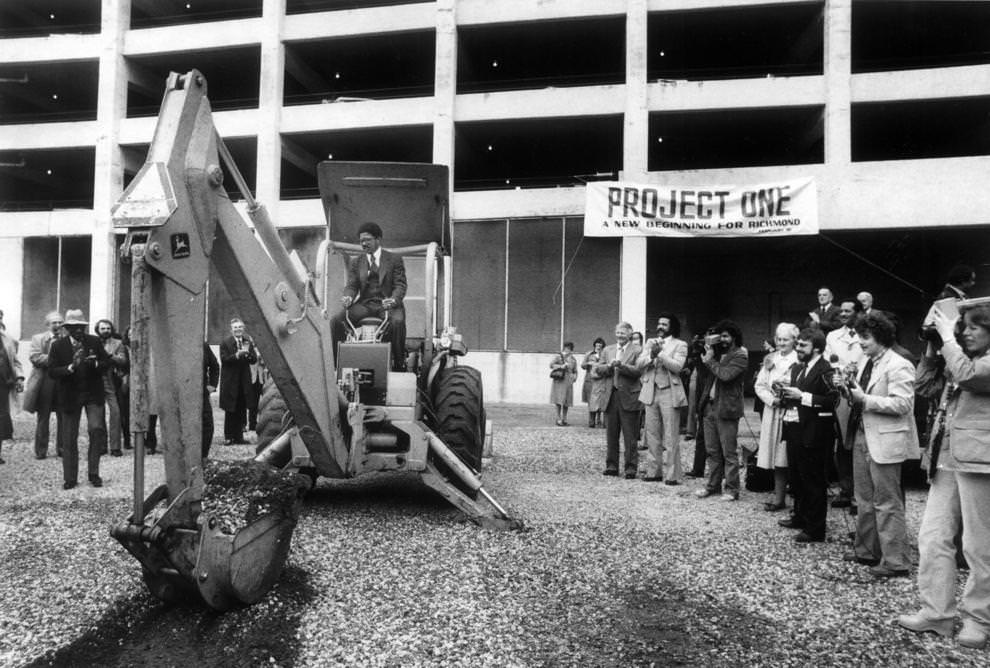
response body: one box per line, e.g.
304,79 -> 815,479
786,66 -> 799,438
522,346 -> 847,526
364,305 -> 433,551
583,178 -> 818,238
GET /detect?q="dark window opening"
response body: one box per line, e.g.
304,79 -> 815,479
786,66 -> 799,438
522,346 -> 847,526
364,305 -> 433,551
283,31 -> 435,105
126,49 -> 261,117
852,97 -> 990,162
648,106 -> 824,171
0,1 -> 100,38
280,126 -> 433,199
286,0 -> 431,14
0,147 -> 95,211
0,61 -> 99,125
454,116 -> 622,191
21,236 -> 92,334
130,0 -> 262,28
647,3 -> 824,81
458,18 -> 625,94
852,1 -> 990,73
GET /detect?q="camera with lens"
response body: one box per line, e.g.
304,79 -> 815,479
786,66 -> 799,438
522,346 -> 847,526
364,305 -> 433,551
704,333 -> 722,347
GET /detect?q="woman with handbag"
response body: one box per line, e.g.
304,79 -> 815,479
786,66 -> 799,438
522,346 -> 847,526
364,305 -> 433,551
550,342 -> 578,426
898,301 -> 990,648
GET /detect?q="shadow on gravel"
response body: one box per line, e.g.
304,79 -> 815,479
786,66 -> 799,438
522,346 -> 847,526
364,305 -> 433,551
24,565 -> 316,668
305,472 -> 455,513
609,585 -> 776,666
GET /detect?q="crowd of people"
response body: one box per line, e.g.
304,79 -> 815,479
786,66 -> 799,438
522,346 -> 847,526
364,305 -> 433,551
0,311 -> 268,488
550,264 -> 990,649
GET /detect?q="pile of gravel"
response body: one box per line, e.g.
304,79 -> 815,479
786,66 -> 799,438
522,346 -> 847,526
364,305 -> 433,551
201,460 -> 305,535
0,405 -> 983,666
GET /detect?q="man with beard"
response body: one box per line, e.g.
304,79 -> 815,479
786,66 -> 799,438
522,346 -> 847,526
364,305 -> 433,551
594,322 -> 643,479
778,328 -> 840,543
23,311 -> 64,459
95,319 -> 128,456
695,320 -> 749,501
48,310 -> 110,489
637,313 -> 688,485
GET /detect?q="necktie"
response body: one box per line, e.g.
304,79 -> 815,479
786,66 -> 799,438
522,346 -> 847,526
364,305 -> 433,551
796,363 -> 807,386
847,357 -> 874,435
368,255 -> 378,274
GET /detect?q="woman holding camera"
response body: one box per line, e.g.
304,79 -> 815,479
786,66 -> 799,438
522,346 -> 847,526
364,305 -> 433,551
898,302 -> 990,648
753,323 -> 800,511
550,342 -> 578,426
581,338 -> 608,428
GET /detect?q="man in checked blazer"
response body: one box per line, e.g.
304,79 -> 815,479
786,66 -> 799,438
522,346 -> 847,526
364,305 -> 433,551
594,322 -> 643,479
333,221 -> 408,371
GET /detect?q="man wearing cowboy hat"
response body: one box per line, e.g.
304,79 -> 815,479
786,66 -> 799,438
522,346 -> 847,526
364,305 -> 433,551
48,309 -> 111,489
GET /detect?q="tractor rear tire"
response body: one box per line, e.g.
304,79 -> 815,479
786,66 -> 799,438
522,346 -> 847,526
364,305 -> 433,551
430,365 -> 485,473
254,377 -> 292,455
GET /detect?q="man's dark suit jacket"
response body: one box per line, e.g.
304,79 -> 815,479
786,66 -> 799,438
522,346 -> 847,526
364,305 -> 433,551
344,250 -> 407,305
785,355 -> 839,449
219,336 -> 258,412
806,304 -> 842,334
48,333 -> 110,411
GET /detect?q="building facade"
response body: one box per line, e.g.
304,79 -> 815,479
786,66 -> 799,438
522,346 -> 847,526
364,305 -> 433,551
2,0 -> 989,401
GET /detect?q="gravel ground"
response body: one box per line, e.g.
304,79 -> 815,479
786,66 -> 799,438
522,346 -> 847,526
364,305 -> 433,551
0,403 -> 984,667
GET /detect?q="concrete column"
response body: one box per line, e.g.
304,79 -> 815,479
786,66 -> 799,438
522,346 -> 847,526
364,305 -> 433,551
824,0 -> 852,164
433,0 -> 457,171
0,238 -> 25,341
257,0 -> 286,219
90,0 -> 130,322
621,0 -> 649,331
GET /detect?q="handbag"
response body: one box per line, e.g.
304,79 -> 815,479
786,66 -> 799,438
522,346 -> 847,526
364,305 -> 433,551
550,368 -> 565,380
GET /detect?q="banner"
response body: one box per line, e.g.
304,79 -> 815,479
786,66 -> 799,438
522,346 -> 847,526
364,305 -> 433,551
584,177 -> 818,238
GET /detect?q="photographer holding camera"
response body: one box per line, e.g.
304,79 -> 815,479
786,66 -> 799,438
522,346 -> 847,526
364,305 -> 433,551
694,320 -> 748,501
898,300 -> 990,648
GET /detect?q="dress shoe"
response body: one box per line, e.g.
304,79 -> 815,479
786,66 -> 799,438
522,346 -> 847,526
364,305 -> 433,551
63,481 -> 77,490
603,469 -> 619,477
110,450 -> 123,457
778,517 -> 805,529
896,612 -> 953,638
560,421 -> 569,426
831,497 -> 852,508
664,480 -> 681,486
35,455 -> 46,460
842,552 -> 879,566
224,438 -> 234,445
720,493 -> 738,502
870,565 -> 909,579
685,471 -> 704,478
763,501 -> 787,512
624,472 -> 638,480
642,476 -> 663,482
0,457 -> 5,464
694,488 -> 715,499
89,476 -> 103,488
684,434 -> 695,441
849,505 -> 858,517
958,618 -> 989,649
794,532 -> 825,543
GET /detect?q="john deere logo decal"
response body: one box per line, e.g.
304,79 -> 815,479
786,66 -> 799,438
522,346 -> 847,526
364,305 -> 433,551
171,233 -> 191,259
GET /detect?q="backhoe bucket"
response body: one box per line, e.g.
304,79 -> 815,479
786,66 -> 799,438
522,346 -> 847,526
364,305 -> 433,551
194,505 -> 300,609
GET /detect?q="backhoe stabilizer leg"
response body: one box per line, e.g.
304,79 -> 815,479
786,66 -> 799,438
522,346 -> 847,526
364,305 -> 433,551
419,457 -> 523,531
